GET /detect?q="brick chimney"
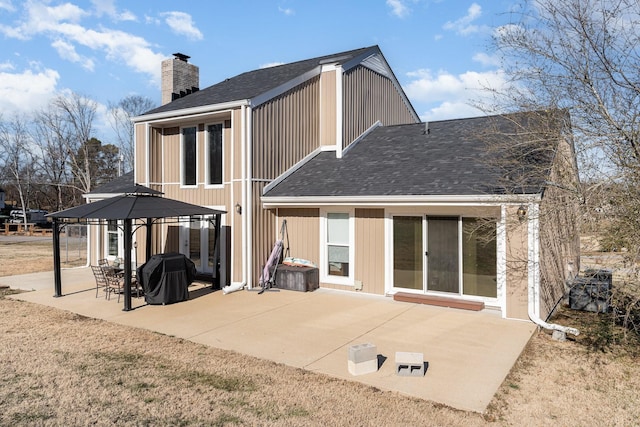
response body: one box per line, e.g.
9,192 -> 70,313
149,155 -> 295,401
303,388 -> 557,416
161,53 -> 199,105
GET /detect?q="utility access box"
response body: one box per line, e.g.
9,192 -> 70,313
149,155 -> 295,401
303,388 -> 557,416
569,270 -> 612,313
275,265 -> 319,292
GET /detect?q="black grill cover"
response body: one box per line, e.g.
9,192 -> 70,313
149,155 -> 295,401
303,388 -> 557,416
137,253 -> 197,305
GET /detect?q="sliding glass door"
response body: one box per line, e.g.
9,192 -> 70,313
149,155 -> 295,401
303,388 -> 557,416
392,215 -> 496,298
426,217 -> 459,293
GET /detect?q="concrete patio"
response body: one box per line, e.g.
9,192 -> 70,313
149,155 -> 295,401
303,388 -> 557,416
2,267 -> 536,413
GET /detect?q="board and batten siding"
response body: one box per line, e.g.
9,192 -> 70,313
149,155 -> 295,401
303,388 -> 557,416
354,208 -> 386,295
342,65 -> 418,147
251,76 -> 321,284
276,208 -> 320,265
320,69 -> 337,148
134,123 -> 147,184
505,205 -> 529,320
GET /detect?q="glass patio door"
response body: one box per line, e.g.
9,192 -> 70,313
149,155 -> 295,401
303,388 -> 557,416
426,217 -> 459,293
392,215 -> 460,294
181,215 -> 217,274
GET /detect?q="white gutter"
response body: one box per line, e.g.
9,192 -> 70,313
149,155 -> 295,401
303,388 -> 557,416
527,202 -> 579,336
262,194 -> 541,208
132,100 -> 249,123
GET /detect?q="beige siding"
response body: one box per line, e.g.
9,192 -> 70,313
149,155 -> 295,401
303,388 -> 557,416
149,127 -> 163,184
251,182 -> 276,285
232,181 -> 243,283
343,66 -> 417,146
505,206 -> 529,320
277,208 -> 320,264
320,70 -> 337,147
252,75 -> 320,181
135,123 -> 147,183
354,208 -> 385,294
538,137 -> 581,319
162,127 -> 180,184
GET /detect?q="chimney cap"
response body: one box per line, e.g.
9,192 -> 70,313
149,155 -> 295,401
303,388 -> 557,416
173,52 -> 190,62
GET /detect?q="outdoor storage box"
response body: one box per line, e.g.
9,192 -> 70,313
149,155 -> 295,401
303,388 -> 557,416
275,265 -> 319,292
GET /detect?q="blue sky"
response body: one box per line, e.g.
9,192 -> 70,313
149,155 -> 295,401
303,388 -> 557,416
0,0 -> 516,142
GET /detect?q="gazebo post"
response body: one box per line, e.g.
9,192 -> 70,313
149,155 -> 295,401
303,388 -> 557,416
123,218 -> 132,311
52,218 -> 62,297
145,218 -> 152,262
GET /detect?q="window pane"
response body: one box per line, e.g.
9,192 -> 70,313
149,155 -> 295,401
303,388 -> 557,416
182,127 -> 196,185
107,220 -> 118,257
328,245 -> 349,276
207,124 -> 223,185
462,218 -> 497,298
393,216 -> 423,290
327,212 -> 349,244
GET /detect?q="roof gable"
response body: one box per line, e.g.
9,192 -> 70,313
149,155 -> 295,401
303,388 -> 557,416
142,46 -> 379,117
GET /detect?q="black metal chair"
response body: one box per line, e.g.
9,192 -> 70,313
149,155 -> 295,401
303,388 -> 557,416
91,265 -> 109,299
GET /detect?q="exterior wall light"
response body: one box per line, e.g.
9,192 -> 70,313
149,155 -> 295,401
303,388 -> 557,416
235,203 -> 242,215
517,204 -> 527,223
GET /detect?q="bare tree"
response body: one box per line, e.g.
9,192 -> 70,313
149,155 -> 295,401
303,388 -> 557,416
42,92 -> 98,195
0,115 -> 38,226
108,95 -> 156,173
32,107 -> 74,211
490,0 -> 640,336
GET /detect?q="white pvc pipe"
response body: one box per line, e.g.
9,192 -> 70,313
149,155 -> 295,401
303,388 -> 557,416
527,203 -> 579,336
222,282 -> 245,295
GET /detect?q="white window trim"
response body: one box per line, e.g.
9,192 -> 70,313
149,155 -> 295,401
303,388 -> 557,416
105,219 -> 123,261
385,212 -> 502,308
204,122 -> 224,189
180,125 -> 198,188
320,208 -> 355,286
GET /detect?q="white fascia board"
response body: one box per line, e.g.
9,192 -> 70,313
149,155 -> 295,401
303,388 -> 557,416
262,194 -> 542,208
132,100 -> 249,123
250,66 -> 323,108
263,147 -> 323,194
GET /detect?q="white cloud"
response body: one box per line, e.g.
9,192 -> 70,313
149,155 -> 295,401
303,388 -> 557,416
387,0 -> 411,18
387,0 -> 410,18
0,1 -> 165,82
51,39 -> 94,71
404,68 -> 511,121
0,67 -> 60,113
161,11 -> 203,41
278,6 -> 295,16
473,52 -> 500,67
91,0 -> 136,21
0,61 -> 15,71
0,0 -> 15,12
443,2 -> 484,35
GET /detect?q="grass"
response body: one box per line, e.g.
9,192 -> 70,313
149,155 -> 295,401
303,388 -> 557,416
1,238 -> 639,425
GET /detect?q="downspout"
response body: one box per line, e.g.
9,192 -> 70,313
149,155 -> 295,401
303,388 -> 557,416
246,106 -> 253,288
527,203 -> 579,336
240,105 -> 248,288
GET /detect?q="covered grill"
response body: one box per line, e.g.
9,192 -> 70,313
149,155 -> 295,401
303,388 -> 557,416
137,253 -> 197,305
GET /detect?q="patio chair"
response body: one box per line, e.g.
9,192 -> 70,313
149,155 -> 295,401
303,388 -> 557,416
91,265 -> 109,299
103,266 -> 125,302
98,258 -> 109,268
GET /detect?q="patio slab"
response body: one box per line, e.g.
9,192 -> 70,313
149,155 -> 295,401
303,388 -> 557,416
4,267 -> 536,413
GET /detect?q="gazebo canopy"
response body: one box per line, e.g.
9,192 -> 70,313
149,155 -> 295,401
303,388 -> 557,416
48,192 -> 224,220
48,192 -> 226,311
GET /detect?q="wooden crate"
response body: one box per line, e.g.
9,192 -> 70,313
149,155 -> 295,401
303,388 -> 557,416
275,265 -> 319,292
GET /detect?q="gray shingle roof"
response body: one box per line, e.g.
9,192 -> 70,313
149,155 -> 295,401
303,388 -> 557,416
263,111 -> 566,198
143,46 -> 378,116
